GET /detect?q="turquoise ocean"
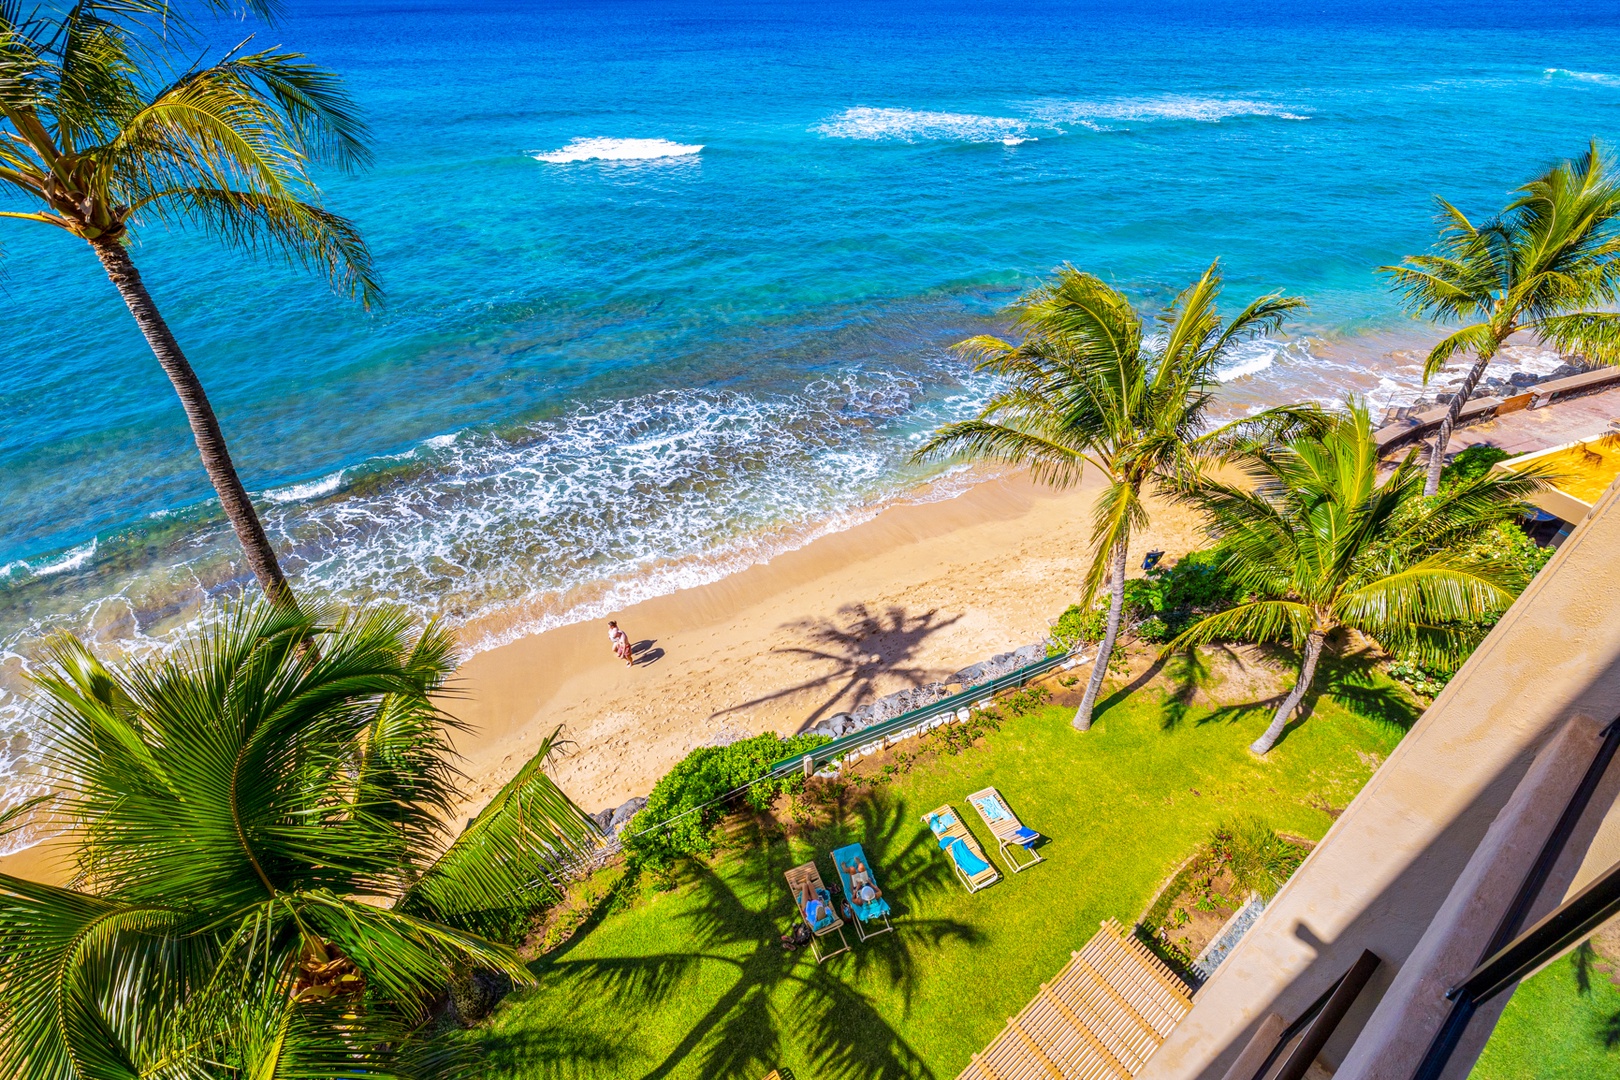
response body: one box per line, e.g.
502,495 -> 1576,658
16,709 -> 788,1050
3,0 -> 1620,830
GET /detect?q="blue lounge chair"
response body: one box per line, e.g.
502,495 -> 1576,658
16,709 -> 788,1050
922,805 -> 1000,893
969,786 -> 1044,873
832,842 -> 894,940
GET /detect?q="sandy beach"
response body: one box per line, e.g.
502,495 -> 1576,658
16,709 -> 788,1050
440,468 -> 1219,824
0,467 -> 1214,885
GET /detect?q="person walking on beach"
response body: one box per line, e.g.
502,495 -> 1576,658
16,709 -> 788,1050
608,620 -> 633,667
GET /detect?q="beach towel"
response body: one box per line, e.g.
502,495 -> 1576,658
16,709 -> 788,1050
947,837 -> 992,878
832,842 -> 893,923
972,795 -> 1008,822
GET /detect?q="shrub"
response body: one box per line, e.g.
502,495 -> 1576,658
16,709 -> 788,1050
1047,602 -> 1107,656
1047,548 -> 1247,655
1441,444 -> 1513,488
623,731 -> 829,872
1122,577 -> 1166,616
1161,547 -> 1245,613
1135,615 -> 1172,644
1387,658 -> 1449,697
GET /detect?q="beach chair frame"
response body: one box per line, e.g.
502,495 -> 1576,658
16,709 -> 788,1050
967,786 -> 1045,873
785,860 -> 850,963
921,804 -> 1000,893
831,843 -> 894,942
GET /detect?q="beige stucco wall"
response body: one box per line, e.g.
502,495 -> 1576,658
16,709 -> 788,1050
1140,475 -> 1620,1080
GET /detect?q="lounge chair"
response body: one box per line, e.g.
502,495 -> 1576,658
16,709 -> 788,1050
922,805 -> 1000,893
785,860 -> 850,962
968,786 -> 1044,873
831,842 -> 894,940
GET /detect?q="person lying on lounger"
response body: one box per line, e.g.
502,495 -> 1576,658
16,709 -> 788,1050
798,883 -> 830,925
843,858 -> 883,903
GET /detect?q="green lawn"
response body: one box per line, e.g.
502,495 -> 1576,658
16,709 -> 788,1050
468,653 -> 1416,1080
1471,943 -> 1620,1079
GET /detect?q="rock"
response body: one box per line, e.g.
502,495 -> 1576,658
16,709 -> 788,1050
608,796 -> 647,836
1508,371 -> 1539,389
1548,361 -> 1589,380
448,968 -> 513,1024
1011,642 -> 1045,666
590,807 -> 615,831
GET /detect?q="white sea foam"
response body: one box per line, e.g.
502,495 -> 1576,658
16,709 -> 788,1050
1032,94 -> 1309,128
264,471 -> 344,504
1544,68 -> 1620,86
533,137 -> 703,164
814,107 -> 1032,144
1216,340 -> 1283,383
4,540 -> 100,579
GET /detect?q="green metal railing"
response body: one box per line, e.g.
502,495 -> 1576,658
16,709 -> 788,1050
767,648 -> 1083,776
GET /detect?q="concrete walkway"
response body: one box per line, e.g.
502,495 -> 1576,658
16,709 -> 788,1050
1434,385 -> 1620,458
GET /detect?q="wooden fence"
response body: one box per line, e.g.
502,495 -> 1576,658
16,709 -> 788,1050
957,919 -> 1194,1080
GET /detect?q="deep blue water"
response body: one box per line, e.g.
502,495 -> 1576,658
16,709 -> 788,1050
3,0 -> 1620,801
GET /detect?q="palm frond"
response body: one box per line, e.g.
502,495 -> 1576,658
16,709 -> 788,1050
1167,600 -> 1315,652
1421,322 -> 1499,381
1531,311 -> 1620,366
1334,559 -> 1521,638
397,726 -> 601,928
0,872 -> 191,1080
910,418 -> 1088,488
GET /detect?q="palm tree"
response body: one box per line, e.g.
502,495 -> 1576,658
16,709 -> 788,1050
0,603 -> 600,1079
1383,141 -> 1620,496
1169,403 -> 1542,756
0,1 -> 378,607
916,262 -> 1312,731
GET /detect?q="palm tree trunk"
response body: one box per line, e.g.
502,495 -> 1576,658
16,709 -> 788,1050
1424,353 -> 1493,496
91,238 -> 296,608
1073,541 -> 1128,732
1250,629 -> 1326,755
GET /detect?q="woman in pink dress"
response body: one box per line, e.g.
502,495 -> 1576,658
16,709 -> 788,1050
608,620 -> 633,667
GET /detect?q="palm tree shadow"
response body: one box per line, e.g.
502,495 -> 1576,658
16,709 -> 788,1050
1182,641 -> 1419,751
472,1026 -> 632,1079
1092,650 -> 1170,722
1156,647 -> 1212,732
538,796 -> 978,1080
1288,646 -> 1422,742
711,604 -> 964,729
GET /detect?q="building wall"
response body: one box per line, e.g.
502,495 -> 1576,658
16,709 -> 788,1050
1139,476 -> 1620,1079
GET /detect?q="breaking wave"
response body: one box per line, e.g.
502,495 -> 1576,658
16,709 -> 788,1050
534,137 -> 704,163
814,107 -> 1033,144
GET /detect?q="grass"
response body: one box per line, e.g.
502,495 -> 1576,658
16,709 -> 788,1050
466,649 -> 1416,1080
1470,942 -> 1620,1079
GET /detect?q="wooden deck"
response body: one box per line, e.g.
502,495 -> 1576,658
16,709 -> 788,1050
957,919 -> 1193,1080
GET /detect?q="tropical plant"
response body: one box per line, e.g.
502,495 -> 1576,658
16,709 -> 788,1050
624,731 -> 829,873
1208,818 -> 1307,900
1169,402 -> 1543,755
915,261 -> 1317,730
1383,141 -> 1620,496
0,0 -> 378,607
0,603 -> 599,1079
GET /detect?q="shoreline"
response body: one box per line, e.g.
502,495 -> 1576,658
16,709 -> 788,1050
440,466 -> 1218,825
0,464 -> 1211,887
